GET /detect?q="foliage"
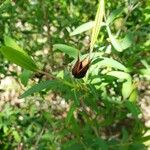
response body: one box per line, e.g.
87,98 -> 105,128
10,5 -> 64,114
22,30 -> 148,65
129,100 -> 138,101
0,0 -> 150,149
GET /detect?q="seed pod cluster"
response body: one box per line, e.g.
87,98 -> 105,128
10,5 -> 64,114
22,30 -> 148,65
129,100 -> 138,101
72,56 -> 91,79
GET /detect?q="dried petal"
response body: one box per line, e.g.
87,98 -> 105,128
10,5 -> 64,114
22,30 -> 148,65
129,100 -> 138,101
72,56 -> 91,78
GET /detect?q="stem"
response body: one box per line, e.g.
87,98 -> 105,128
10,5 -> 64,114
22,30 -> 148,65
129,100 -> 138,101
116,2 -> 140,37
34,123 -> 46,148
40,0 -> 54,69
38,70 -> 76,88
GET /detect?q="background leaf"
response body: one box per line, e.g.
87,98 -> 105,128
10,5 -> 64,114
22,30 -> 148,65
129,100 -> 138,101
0,0 -> 11,12
65,103 -> 76,125
125,101 -> 140,118
107,7 -> 123,24
19,70 -> 32,86
120,32 -> 133,50
107,26 -> 133,52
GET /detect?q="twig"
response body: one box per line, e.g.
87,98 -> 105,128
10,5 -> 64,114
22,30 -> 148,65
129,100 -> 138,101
116,2 -> 140,37
38,70 -> 56,80
34,123 -> 46,148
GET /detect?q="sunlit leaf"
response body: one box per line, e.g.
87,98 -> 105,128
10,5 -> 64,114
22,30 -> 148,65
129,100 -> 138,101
53,44 -> 79,58
90,0 -> 105,51
122,80 -> 134,99
70,21 -> 94,36
92,57 -> 128,72
107,71 -> 134,100
140,69 -> 150,79
107,26 -> 122,51
129,90 -> 138,102
107,26 -> 133,52
13,130 -> 21,143
107,71 -> 131,80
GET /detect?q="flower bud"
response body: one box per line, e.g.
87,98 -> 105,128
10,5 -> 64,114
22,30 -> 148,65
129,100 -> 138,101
72,56 -> 91,78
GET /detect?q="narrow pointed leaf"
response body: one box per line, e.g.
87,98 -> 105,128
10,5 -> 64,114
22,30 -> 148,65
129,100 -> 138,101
19,80 -> 60,98
4,36 -> 27,55
107,71 -> 131,80
125,101 -> 140,118
107,26 -> 122,52
70,21 -> 94,36
53,44 -> 79,58
90,0 -> 105,51
107,26 -> 133,52
0,46 -> 38,71
65,103 -> 76,125
122,80 -> 134,99
107,7 -> 123,24
93,57 -> 128,72
19,70 -> 32,86
129,90 -> 138,102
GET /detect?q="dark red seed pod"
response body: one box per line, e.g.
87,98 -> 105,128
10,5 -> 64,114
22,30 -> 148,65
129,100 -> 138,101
72,56 -> 91,79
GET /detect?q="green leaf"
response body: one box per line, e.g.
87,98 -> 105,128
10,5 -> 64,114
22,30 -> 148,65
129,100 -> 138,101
121,32 -> 133,50
3,125 -> 8,134
107,7 -> 123,24
0,0 -> 11,12
0,46 -> 38,71
94,138 -> 108,150
129,90 -> 138,102
4,35 -> 27,56
107,26 -> 133,52
125,101 -> 140,118
63,142 -> 84,150
140,69 -> 150,80
141,59 -> 150,69
140,135 -> 150,143
53,44 -> 79,58
19,80 -> 60,98
121,128 -> 129,142
70,21 -> 94,36
90,0 -> 105,51
107,26 -> 122,51
107,71 -> 131,80
140,69 -> 150,75
65,103 -> 76,125
122,80 -> 134,100
107,71 -> 133,100
19,70 -> 32,86
43,112 -> 52,123
93,57 -> 128,72
13,130 -> 21,143
73,90 -> 80,106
